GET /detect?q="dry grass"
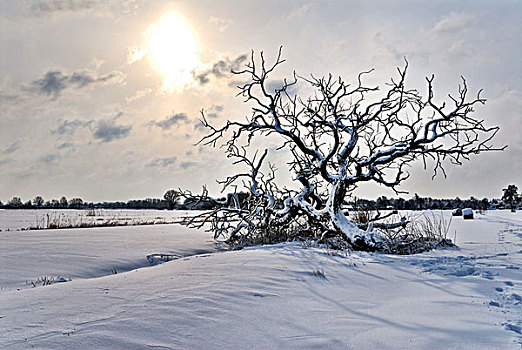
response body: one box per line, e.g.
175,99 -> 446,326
350,208 -> 375,226
382,211 -> 454,254
30,211 -> 177,230
312,268 -> 326,278
348,208 -> 454,254
27,275 -> 68,287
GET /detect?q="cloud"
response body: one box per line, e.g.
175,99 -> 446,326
204,104 -> 224,119
30,71 -> 67,99
68,70 -> 121,87
92,119 -> 131,142
265,80 -> 299,96
209,15 -> 234,32
147,156 -> 177,168
148,112 -> 188,130
372,11 -> 480,63
0,92 -> 19,105
41,153 -> 60,163
126,88 -> 153,103
194,54 -> 248,85
29,0 -> 97,13
52,119 -> 92,136
286,3 -> 312,20
126,44 -> 147,65
3,140 -> 21,155
57,142 -> 74,149
180,161 -> 197,169
27,0 -> 141,16
432,12 -> 476,35
28,69 -> 125,100
193,121 -> 207,132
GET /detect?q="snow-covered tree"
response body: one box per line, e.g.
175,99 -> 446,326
178,49 -> 504,252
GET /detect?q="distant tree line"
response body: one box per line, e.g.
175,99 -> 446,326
0,185 -> 519,211
0,191 -> 208,210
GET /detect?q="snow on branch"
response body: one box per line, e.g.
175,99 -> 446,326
179,48 -> 505,252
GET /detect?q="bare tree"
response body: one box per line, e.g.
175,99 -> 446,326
163,189 -> 180,210
178,48 -> 504,252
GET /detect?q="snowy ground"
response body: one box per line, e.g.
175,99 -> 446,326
1,210 -> 521,349
0,209 -> 191,231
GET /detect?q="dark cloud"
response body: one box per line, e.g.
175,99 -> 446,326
52,119 -> 92,136
149,113 -> 188,130
266,80 -> 299,96
180,161 -> 197,169
29,69 -> 125,100
27,0 -> 141,16
57,142 -> 74,149
201,104 -> 224,120
29,0 -> 97,13
92,119 -> 131,142
3,140 -> 20,155
194,54 -> 247,85
205,104 -> 224,119
147,157 -> 177,168
41,153 -> 60,163
193,121 -> 207,132
68,72 -> 97,87
193,104 -> 224,132
31,71 -> 66,99
0,92 -> 19,105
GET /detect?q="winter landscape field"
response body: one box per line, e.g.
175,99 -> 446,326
1,209 -> 521,349
2,1 -> 521,349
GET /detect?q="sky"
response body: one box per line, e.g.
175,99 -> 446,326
0,0 -> 520,203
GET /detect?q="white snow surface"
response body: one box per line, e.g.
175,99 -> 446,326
0,209 -> 190,231
1,210 -> 521,349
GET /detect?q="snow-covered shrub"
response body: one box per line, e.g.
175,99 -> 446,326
462,208 -> 474,220
452,208 -> 463,216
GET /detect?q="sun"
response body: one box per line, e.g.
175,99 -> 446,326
147,13 -> 200,90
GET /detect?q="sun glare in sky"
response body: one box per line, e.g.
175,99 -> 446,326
147,13 -> 200,90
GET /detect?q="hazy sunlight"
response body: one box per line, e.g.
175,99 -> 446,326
147,13 -> 200,90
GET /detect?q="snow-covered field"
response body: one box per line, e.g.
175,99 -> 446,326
1,209 -> 521,349
0,209 -> 191,231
